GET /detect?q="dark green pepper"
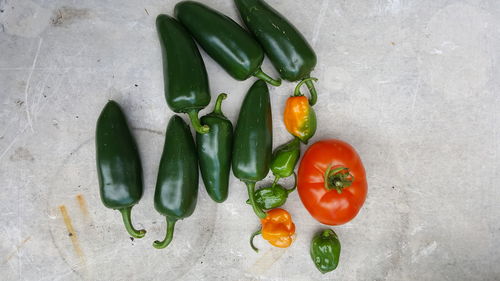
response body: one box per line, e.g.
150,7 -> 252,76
310,229 -> 341,274
197,93 -> 233,203
174,1 -> 281,86
246,173 -> 296,210
270,137 -> 300,181
156,14 -> 211,134
153,115 -> 199,249
96,101 -> 146,239
232,80 -> 272,219
234,0 -> 318,105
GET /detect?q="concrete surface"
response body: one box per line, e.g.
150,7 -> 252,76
0,0 -> 499,280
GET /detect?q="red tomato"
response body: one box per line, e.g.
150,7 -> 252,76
298,139 -> 367,225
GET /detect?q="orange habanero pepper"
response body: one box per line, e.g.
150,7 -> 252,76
250,208 -> 296,252
284,78 -> 317,144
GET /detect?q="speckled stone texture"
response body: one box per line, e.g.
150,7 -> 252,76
0,0 -> 499,280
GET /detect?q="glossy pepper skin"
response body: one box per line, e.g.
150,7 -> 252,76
250,208 -> 296,252
197,93 -> 233,203
310,229 -> 341,274
156,14 -> 211,134
232,80 -> 272,219
248,180 -> 296,210
270,138 -> 300,180
175,1 -> 280,86
234,0 -> 318,105
153,115 -> 199,249
284,78 -> 317,143
246,138 -> 300,210
96,101 -> 146,239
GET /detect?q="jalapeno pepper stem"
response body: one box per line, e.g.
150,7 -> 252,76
119,207 -> 146,239
153,217 -> 177,249
294,77 -> 318,106
287,172 -> 298,194
253,68 -> 282,86
246,182 -> 267,219
212,93 -> 227,115
323,165 -> 354,193
187,110 -> 210,134
250,228 -> 262,252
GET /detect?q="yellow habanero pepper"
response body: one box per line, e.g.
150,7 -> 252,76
250,208 -> 296,252
284,78 -> 317,144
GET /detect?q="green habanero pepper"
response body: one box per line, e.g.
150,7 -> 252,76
174,1 -> 281,86
234,0 -> 319,105
156,14 -> 211,134
96,101 -> 146,239
270,137 -> 300,181
247,173 -> 296,210
153,115 -> 199,249
246,137 -> 300,210
232,80 -> 272,219
310,229 -> 341,274
197,93 -> 233,203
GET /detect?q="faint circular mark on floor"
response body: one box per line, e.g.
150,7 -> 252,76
45,128 -> 217,280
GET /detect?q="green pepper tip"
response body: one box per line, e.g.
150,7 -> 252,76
153,218 -> 177,249
119,207 -> 146,239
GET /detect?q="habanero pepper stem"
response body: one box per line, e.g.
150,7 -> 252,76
294,77 -> 319,105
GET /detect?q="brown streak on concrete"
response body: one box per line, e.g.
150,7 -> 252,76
59,205 -> 85,263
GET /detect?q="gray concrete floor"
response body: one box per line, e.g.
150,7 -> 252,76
1,0 -> 499,280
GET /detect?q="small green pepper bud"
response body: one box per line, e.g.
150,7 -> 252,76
310,229 -> 341,274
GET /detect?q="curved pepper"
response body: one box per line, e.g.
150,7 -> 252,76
232,80 -> 273,219
247,173 -> 296,210
153,115 -> 199,249
175,1 -> 280,86
284,78 -> 317,144
156,14 -> 211,134
197,93 -> 233,203
234,0 -> 318,104
96,101 -> 146,239
310,229 -> 341,274
250,208 -> 295,252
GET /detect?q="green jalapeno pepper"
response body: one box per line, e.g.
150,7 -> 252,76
96,101 -> 146,239
197,93 -> 233,203
310,229 -> 341,273
232,80 -> 272,219
234,0 -> 318,105
174,1 -> 280,86
156,14 -> 211,134
153,115 -> 199,249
